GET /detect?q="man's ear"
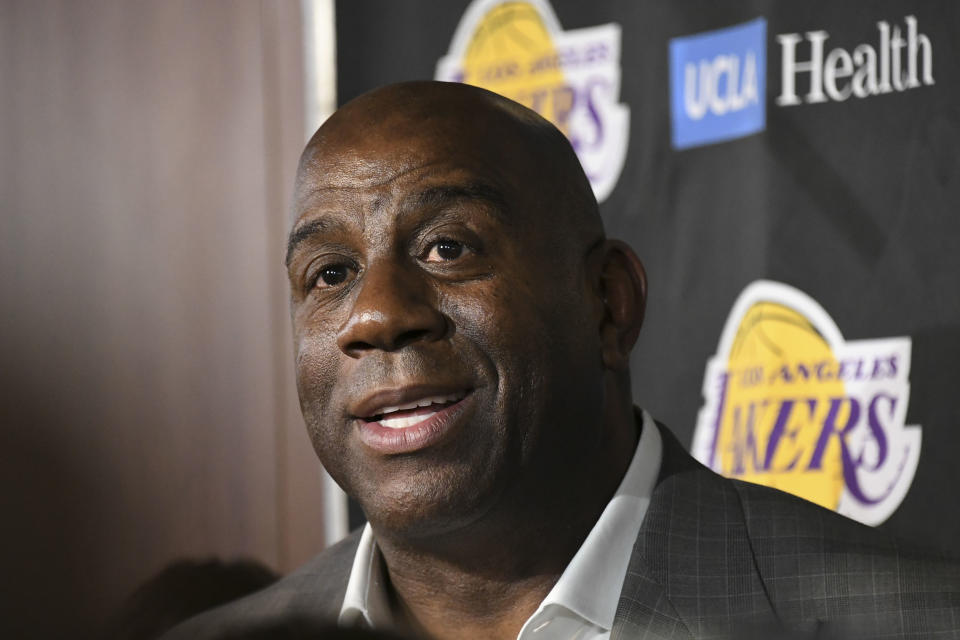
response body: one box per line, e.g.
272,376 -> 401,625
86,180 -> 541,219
595,240 -> 647,370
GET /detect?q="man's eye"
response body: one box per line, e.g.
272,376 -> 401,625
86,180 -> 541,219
424,239 -> 465,262
316,264 -> 351,288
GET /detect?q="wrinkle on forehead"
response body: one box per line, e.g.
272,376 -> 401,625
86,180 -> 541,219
295,159 -> 459,205
293,159 -> 510,226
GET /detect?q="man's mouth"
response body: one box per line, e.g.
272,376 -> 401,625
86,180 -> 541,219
363,391 -> 467,429
353,386 -> 474,454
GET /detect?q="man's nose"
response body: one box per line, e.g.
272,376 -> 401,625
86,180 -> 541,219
336,260 -> 448,357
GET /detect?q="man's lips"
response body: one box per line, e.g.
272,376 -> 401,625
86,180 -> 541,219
350,384 -> 470,422
363,391 -> 466,429
351,386 -> 474,454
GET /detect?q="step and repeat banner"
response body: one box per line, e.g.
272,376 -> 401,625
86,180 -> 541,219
334,0 -> 960,550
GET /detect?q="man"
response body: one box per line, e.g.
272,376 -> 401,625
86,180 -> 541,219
167,82 -> 959,640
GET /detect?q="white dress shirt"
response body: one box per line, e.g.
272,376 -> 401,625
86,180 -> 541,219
338,410 -> 663,639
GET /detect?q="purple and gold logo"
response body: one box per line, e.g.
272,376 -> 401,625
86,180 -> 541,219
436,0 -> 629,203
692,280 -> 920,525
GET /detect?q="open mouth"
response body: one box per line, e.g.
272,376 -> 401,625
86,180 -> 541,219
364,391 -> 468,429
354,387 -> 475,454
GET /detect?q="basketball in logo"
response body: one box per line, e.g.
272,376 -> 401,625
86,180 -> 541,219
436,0 -> 629,202
458,3 -> 569,135
692,281 -> 921,525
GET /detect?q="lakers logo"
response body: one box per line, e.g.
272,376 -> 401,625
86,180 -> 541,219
692,281 -> 921,525
436,0 -> 629,202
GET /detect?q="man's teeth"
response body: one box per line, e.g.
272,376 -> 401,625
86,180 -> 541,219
380,412 -> 438,429
377,392 -> 464,416
374,392 -> 465,429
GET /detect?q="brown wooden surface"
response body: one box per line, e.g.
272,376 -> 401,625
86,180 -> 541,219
0,2 -> 326,637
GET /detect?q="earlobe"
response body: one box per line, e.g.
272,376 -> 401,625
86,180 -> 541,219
596,240 -> 647,370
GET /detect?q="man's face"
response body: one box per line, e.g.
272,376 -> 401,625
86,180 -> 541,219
286,97 -> 605,537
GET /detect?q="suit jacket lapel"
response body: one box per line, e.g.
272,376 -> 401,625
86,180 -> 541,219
612,566 -> 693,640
612,422 -> 778,639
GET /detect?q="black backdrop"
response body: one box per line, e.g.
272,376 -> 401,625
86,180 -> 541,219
334,0 -> 960,552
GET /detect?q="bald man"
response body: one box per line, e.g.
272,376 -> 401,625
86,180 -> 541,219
166,82 -> 960,640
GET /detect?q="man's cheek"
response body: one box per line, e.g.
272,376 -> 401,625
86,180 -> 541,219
300,394 -> 355,492
446,280 -> 541,344
294,337 -> 343,435
295,328 -> 339,384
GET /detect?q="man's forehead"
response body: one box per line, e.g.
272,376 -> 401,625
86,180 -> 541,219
297,149 -> 462,194
292,129 -> 520,221
299,117 -> 519,183
292,161 -> 510,225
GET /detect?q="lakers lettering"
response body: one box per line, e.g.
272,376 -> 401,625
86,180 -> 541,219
714,387 -> 902,504
731,355 -> 900,388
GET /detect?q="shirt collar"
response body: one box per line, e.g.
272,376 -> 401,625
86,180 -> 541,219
338,410 -> 663,633
339,523 -> 390,628
522,409 -> 662,632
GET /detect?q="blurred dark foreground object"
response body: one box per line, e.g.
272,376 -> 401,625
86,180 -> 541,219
109,558 -> 413,639
109,558 -> 279,639
213,621 -> 412,640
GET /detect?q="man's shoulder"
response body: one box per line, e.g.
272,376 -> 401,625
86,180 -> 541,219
732,478 -> 960,613
731,476 -> 895,549
161,529 -> 362,639
642,423 -> 960,636
654,421 -> 940,559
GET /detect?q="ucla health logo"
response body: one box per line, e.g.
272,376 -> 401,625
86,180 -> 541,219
670,16 -> 935,150
436,0 -> 629,202
669,18 -> 766,150
692,281 -> 921,526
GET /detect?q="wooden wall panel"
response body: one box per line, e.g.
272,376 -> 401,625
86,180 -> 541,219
0,2 -> 325,637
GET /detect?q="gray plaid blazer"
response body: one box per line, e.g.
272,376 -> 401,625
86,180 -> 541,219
165,423 -> 960,639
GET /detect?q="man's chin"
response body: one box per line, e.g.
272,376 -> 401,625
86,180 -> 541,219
356,470 -> 503,542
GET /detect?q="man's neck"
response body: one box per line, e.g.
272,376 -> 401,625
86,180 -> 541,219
383,539 -> 567,640
373,410 -> 639,640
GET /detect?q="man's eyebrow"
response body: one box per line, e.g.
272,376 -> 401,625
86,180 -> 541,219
286,217 -> 337,267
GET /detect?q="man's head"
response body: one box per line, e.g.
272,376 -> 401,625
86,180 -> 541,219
286,81 -> 646,541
